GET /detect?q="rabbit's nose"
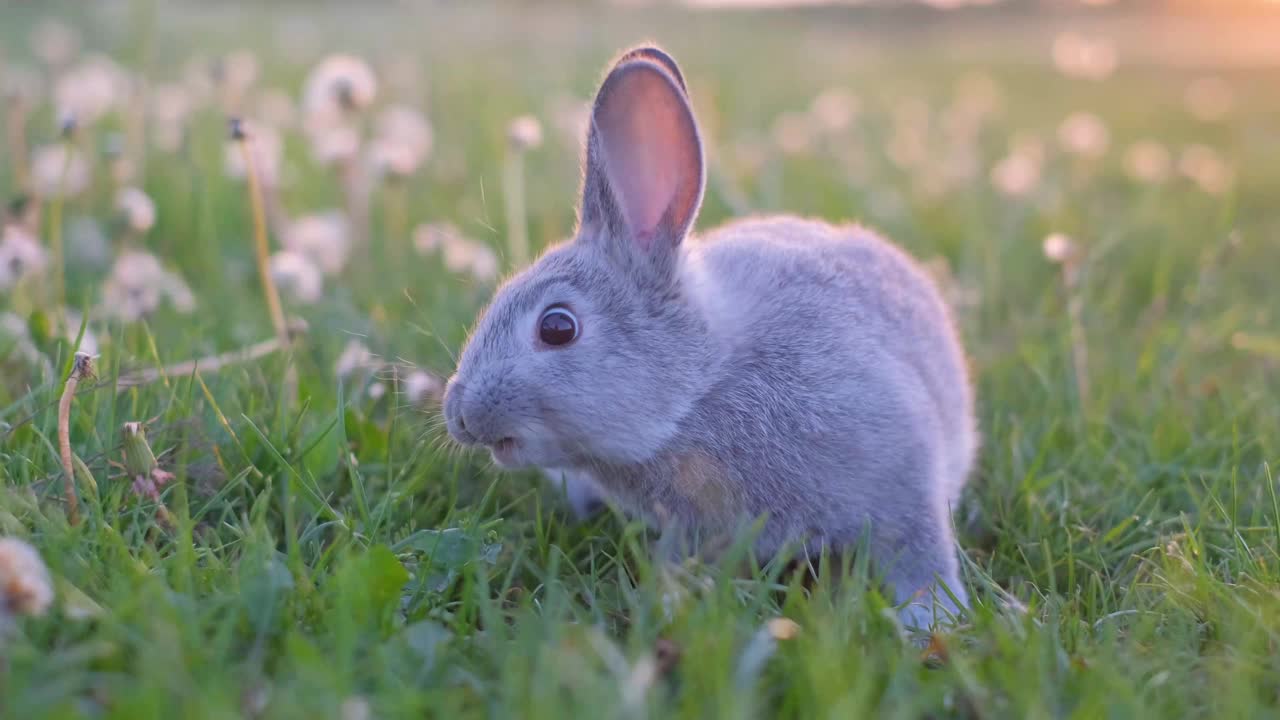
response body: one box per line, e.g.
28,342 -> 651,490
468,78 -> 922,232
442,377 -> 477,445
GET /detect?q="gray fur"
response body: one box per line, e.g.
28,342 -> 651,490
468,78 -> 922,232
443,46 -> 977,629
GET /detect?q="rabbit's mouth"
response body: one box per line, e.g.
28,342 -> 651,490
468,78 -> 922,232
488,437 -> 522,467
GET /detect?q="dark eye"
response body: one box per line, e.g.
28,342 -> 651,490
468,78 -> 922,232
538,306 -> 579,347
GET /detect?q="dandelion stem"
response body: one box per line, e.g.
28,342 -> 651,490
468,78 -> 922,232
235,127 -> 288,344
117,330 -> 298,389
384,178 -> 408,265
58,352 -> 94,526
503,151 -> 529,266
1063,263 -> 1090,412
4,98 -> 31,191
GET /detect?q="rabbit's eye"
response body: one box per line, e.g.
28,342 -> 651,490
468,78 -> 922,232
538,306 -> 579,347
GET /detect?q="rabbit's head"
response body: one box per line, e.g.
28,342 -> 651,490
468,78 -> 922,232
444,46 -> 715,469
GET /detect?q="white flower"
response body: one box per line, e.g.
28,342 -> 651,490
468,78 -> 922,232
283,212 -> 350,276
507,115 -> 544,152
990,138 -> 1043,198
1123,141 -> 1172,184
116,187 -> 157,233
1179,145 -> 1234,196
0,224 -> 48,291
1184,77 -> 1234,123
412,222 -> 463,255
1057,112 -> 1109,159
403,369 -> 442,405
30,144 -> 91,198
1042,233 -> 1079,264
304,117 -> 362,165
335,339 -> 377,378
54,55 -> 130,127
370,105 -> 433,176
225,121 -> 283,188
771,112 -> 814,156
269,251 -> 323,304
809,88 -> 858,134
303,54 -> 377,116
102,250 -> 196,321
1051,32 -> 1117,81
0,537 -> 53,617
414,222 -> 499,282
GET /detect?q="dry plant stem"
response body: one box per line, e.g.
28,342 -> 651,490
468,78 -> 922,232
1063,262 -> 1090,411
503,151 -> 529,266
59,352 -> 95,526
385,178 -> 408,264
236,135 -> 289,344
5,99 -> 30,191
117,334 -> 292,389
340,158 -> 370,247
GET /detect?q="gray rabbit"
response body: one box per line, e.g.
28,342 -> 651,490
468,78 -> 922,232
443,46 -> 977,629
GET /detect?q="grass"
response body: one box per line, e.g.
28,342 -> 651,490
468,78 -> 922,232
2,1 -> 1280,717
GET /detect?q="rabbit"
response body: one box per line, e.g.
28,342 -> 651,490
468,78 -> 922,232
443,45 -> 978,629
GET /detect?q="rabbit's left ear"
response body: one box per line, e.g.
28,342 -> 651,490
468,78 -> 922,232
579,53 -> 705,255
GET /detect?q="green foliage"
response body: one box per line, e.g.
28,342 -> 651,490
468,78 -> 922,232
2,2 -> 1279,719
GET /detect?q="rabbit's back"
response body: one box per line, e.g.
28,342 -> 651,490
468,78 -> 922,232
681,217 -> 976,511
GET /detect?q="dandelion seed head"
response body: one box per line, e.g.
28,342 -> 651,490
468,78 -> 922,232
0,223 -> 48,291
269,250 -> 323,304
283,212 -> 350,276
370,105 -> 433,176
809,88 -> 858,134
225,120 -> 283,187
1179,144 -> 1234,196
1123,140 -> 1172,184
507,114 -> 544,152
30,143 -> 91,198
412,222 -> 463,255
335,339 -> 377,378
0,537 -> 53,618
1184,76 -> 1234,123
1043,233 -> 1079,264
1057,112 -> 1109,159
990,138 -> 1043,198
102,250 -> 195,321
771,111 -> 814,156
1052,32 -> 1117,81
54,55 -> 130,128
303,54 -> 377,117
116,187 -> 157,233
404,370 -> 443,405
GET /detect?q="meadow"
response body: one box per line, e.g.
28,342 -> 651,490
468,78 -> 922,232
2,1 -> 1280,717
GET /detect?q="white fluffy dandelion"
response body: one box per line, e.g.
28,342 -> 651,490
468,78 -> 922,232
30,143 -> 91,198
283,212 -> 350,276
269,250 -> 323,304
116,187 -> 157,233
0,537 -> 54,618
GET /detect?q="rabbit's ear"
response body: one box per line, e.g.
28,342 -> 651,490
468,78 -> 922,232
579,56 -> 704,255
617,45 -> 687,93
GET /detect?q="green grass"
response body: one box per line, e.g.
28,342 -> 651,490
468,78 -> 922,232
3,2 -> 1280,718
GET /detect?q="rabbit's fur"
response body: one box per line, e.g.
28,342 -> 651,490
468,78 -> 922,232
444,46 -> 977,628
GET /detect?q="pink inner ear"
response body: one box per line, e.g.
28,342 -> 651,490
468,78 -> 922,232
594,63 -> 699,250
